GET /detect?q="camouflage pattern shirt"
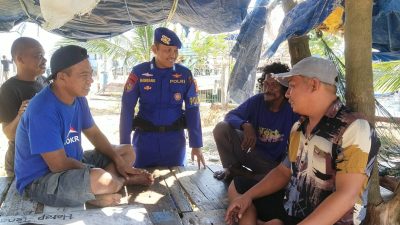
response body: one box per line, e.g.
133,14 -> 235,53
282,99 -> 379,225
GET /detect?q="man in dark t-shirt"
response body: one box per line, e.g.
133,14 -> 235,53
0,37 -> 47,177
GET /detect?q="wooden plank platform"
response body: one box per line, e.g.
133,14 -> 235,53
0,165 -> 227,225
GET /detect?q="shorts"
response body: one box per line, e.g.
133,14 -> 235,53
234,176 -> 288,223
26,150 -> 111,207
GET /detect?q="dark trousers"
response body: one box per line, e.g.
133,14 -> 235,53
213,121 -> 278,180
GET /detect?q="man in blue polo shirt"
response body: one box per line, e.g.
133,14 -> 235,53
120,27 -> 205,168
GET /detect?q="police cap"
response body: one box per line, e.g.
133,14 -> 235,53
154,27 -> 182,49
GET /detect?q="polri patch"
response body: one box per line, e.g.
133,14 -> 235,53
174,93 -> 182,101
124,72 -> 138,92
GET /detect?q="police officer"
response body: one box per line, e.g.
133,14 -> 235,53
120,27 -> 205,169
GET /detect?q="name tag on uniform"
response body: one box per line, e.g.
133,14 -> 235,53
170,79 -> 185,84
140,78 -> 156,83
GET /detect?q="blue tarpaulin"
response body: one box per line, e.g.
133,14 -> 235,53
264,0 -> 400,60
228,0 -> 269,103
0,0 -> 250,40
1,0 -> 399,103
372,51 -> 400,62
372,0 -> 400,52
264,0 -> 338,58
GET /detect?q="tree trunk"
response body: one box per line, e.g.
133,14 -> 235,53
287,36 -> 312,66
344,0 -> 375,121
345,1 -> 400,224
282,0 -> 311,66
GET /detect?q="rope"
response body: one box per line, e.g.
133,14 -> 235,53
18,0 -> 33,20
123,0 -> 135,29
166,0 -> 179,24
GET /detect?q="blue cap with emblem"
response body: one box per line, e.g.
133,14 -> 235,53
154,27 -> 182,49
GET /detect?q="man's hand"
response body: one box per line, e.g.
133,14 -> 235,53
191,147 -> 206,169
113,155 -> 132,180
18,100 -> 29,117
241,123 -> 256,152
225,195 -> 253,225
113,155 -> 152,180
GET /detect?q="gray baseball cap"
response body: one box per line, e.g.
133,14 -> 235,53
272,56 -> 338,87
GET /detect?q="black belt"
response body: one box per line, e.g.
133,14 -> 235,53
132,116 -> 187,132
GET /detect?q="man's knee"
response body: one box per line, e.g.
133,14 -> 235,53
90,168 -> 123,194
213,121 -> 231,138
228,180 -> 239,200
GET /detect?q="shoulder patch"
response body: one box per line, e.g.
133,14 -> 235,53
124,72 -> 138,92
193,78 -> 199,93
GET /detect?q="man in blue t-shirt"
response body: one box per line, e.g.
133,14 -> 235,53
213,62 -> 299,181
15,45 -> 154,207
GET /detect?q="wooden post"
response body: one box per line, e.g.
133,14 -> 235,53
282,0 -> 311,66
345,1 -> 400,224
287,35 -> 312,66
344,0 -> 375,122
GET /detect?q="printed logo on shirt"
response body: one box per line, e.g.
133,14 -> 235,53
258,127 -> 284,143
189,96 -> 199,106
172,73 -> 182,78
174,93 -> 182,101
140,78 -> 156,83
124,72 -> 138,92
144,85 -> 152,91
65,126 -> 80,145
170,79 -> 185,84
142,72 -> 153,77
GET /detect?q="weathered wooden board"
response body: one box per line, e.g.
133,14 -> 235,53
173,166 -> 228,210
148,210 -> 183,225
161,168 -> 193,213
206,164 -> 223,173
0,205 -> 152,225
0,177 -> 13,205
181,209 -> 226,225
0,166 -> 229,225
0,179 -> 39,216
170,166 -> 214,211
126,168 -> 182,225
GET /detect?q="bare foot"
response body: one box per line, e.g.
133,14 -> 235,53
87,193 -> 122,207
125,172 -> 154,186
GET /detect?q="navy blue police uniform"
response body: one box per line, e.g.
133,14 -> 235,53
120,28 -> 203,168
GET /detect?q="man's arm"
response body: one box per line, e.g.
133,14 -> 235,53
298,173 -> 367,225
224,97 -> 254,129
185,75 -> 204,168
225,164 -> 291,223
41,149 -> 85,173
120,72 -> 139,144
83,124 -> 119,162
2,100 -> 29,140
83,124 -> 131,179
241,163 -> 290,200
